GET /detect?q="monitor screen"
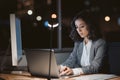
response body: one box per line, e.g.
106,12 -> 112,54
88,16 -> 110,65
10,14 -> 22,66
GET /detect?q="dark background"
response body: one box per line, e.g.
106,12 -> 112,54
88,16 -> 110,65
0,0 -> 120,50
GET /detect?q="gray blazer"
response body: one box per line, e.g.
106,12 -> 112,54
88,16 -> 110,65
62,38 -> 107,74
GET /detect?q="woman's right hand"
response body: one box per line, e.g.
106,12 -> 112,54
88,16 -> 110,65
59,65 -> 73,76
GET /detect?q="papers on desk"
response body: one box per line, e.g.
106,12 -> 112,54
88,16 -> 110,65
74,74 -> 118,80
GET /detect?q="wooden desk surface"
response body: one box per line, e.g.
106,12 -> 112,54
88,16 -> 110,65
109,77 -> 120,80
0,72 -> 47,80
0,71 -> 120,80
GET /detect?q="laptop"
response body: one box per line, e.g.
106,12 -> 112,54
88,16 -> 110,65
25,49 -> 61,78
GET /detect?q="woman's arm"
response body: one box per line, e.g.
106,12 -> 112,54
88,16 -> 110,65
61,42 -> 80,68
82,39 -> 107,74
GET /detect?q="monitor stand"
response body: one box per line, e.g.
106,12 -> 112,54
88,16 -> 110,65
11,70 -> 31,76
10,54 -> 28,75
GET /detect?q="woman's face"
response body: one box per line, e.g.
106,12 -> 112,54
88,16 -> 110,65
75,19 -> 89,38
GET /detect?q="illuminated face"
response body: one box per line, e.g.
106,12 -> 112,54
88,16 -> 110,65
75,19 -> 89,38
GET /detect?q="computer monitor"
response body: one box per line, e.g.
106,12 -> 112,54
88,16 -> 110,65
10,14 -> 23,66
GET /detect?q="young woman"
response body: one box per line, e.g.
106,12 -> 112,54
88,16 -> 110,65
59,10 -> 108,76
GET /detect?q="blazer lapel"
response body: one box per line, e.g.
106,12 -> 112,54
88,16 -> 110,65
77,42 -> 83,65
89,41 -> 95,63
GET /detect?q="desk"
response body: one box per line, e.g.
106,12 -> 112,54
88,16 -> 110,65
71,74 -> 120,80
0,71 -> 120,80
0,71 -> 47,80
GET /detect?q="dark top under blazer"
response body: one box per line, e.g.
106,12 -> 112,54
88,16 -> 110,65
62,38 -> 107,74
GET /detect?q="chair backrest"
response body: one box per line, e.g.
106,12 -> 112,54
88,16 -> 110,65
107,42 -> 120,75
